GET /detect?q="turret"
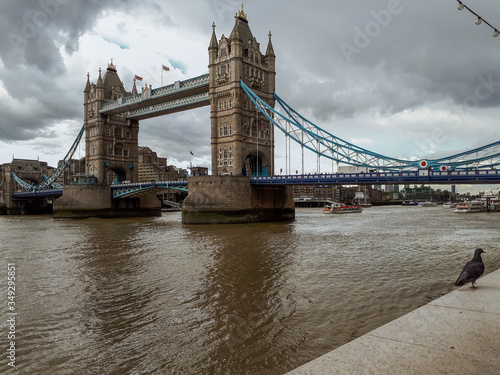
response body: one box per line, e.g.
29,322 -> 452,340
264,31 -> 276,93
131,78 -> 138,95
84,72 -> 90,95
96,67 -> 104,102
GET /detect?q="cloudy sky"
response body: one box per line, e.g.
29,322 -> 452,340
1,0 -> 500,192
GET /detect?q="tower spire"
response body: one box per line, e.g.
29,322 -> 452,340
97,67 -> 103,87
209,21 -> 218,50
265,31 -> 275,57
84,72 -> 90,93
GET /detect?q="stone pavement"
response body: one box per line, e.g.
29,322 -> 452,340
285,269 -> 500,375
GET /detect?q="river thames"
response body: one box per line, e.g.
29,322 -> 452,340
1,205 -> 499,374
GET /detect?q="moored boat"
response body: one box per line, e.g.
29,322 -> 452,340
453,200 -> 483,213
418,201 -> 437,207
402,201 -> 418,206
323,202 -> 363,214
479,194 -> 500,212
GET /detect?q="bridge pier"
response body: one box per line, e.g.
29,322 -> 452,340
182,176 -> 295,224
1,192 -> 53,215
53,185 -> 161,218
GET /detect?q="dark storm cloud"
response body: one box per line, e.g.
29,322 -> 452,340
0,0 -> 145,142
2,0 -> 500,166
262,0 -> 500,121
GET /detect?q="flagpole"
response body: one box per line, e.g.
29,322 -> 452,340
161,65 -> 163,87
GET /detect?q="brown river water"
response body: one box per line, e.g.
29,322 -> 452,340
1,206 -> 499,374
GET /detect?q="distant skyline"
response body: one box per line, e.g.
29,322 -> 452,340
1,1 -> 500,194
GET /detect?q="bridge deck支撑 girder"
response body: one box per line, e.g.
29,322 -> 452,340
125,91 -> 209,120
111,181 -> 189,199
99,74 -> 209,118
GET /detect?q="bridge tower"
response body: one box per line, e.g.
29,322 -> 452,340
83,60 -> 139,184
183,7 -> 294,224
208,7 -> 276,176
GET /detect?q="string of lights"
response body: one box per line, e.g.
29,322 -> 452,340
456,1 -> 500,37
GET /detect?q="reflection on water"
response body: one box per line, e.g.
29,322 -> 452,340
1,206 -> 499,374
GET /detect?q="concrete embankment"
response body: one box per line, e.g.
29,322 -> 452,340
286,268 -> 500,375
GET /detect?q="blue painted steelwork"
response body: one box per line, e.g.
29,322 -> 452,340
43,175 -> 63,189
241,80 -> 500,171
12,173 -> 36,190
251,169 -> 500,185
100,74 -> 210,118
126,92 -> 209,119
11,125 -> 84,192
111,180 -> 188,198
11,189 -> 63,199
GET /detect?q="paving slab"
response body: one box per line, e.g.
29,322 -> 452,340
285,269 -> 500,375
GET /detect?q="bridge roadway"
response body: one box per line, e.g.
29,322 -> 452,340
251,168 -> 500,185
10,168 -> 500,200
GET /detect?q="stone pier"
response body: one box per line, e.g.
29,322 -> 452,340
53,184 -> 161,218
182,176 -> 295,224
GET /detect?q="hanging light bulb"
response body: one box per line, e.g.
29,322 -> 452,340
494,29 -> 500,37
458,2 -> 465,11
476,17 -> 483,25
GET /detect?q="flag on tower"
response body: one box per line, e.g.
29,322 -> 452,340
134,75 -> 143,81
190,151 -> 194,156
162,65 -> 170,71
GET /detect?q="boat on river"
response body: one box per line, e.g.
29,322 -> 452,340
402,201 -> 418,206
453,201 -> 483,213
479,194 -> 500,212
418,201 -> 437,207
324,202 -> 363,214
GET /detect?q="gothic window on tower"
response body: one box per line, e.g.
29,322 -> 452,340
105,128 -> 110,136
114,128 -> 122,138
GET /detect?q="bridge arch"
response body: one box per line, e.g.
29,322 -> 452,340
245,152 -> 267,176
106,166 -> 128,184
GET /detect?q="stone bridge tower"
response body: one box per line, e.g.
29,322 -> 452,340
208,6 -> 276,176
83,60 -> 139,184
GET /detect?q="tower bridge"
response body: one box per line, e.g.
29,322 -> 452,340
4,6 -> 500,220
99,73 -> 210,120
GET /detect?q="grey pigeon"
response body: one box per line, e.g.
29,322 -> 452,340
454,248 -> 486,289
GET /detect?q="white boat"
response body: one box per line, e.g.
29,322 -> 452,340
442,202 -> 456,208
324,202 -> 363,214
479,194 -> 500,212
453,201 -> 483,213
419,201 -> 437,207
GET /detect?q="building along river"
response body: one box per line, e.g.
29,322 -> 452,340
1,205 -> 499,374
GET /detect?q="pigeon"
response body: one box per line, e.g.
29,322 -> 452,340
454,248 -> 486,289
